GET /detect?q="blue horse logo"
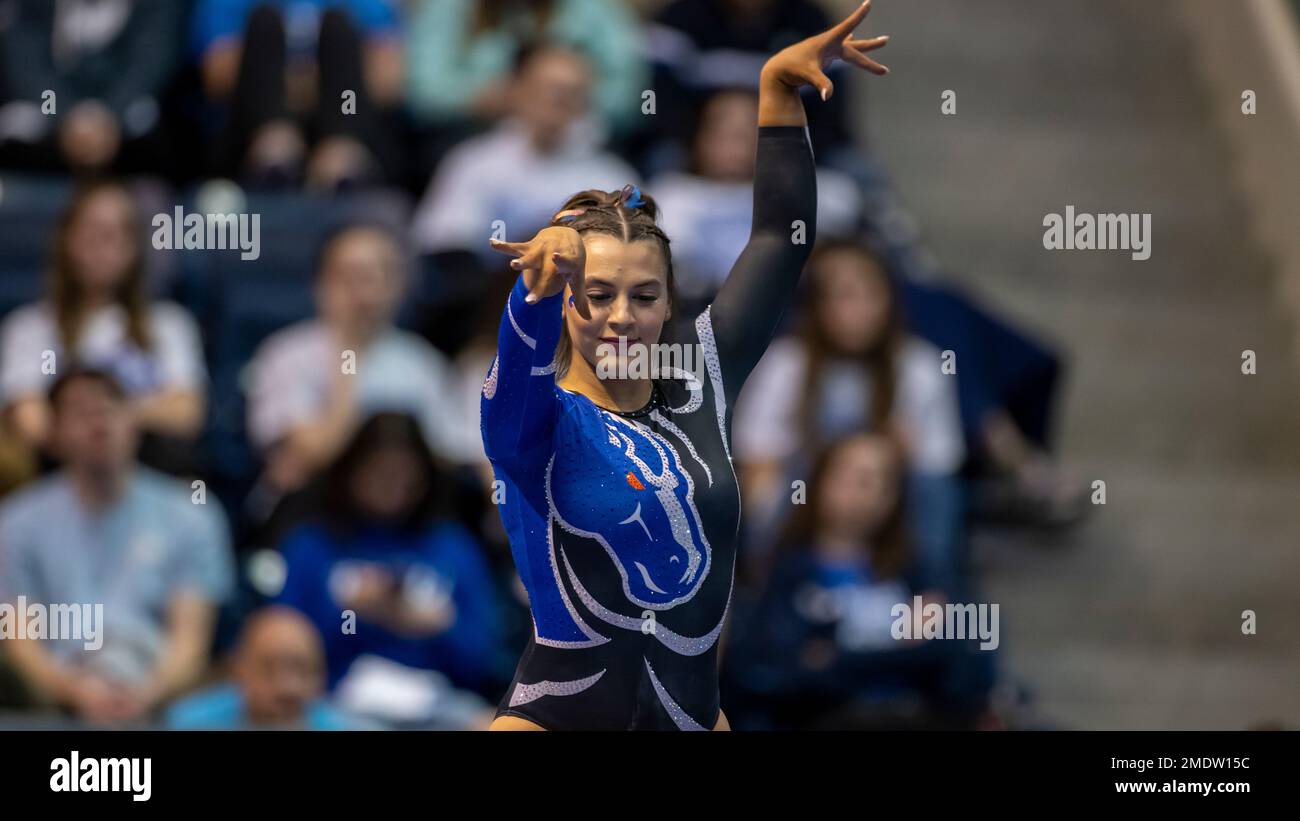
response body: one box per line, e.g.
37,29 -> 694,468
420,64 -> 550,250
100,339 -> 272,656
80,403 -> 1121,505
550,413 -> 712,609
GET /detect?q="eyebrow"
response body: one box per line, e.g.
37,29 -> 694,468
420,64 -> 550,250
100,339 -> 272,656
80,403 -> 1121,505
583,277 -> 663,290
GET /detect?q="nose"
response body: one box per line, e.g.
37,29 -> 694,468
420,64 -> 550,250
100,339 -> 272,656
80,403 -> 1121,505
607,295 -> 635,333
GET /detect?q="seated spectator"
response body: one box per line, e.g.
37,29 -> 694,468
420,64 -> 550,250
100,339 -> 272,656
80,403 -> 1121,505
734,240 -> 965,590
0,180 -> 207,476
167,606 -> 362,730
726,433 -> 997,730
648,0 -> 851,153
0,368 -> 233,725
0,0 -> 185,176
246,223 -> 465,498
410,43 -> 638,259
273,413 -> 505,725
651,87 -> 862,310
192,0 -> 405,189
405,0 -> 646,136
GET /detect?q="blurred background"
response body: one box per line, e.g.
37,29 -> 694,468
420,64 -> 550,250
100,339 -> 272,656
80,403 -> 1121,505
0,0 -> 1297,731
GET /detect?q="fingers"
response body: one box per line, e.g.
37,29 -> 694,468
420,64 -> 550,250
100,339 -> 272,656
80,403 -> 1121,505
841,44 -> 889,75
847,35 -> 889,52
827,0 -> 873,42
810,68 -> 834,101
488,237 -> 528,257
556,252 -> 592,319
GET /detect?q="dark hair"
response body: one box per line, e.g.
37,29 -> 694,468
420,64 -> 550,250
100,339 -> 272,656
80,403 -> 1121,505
773,432 -> 910,581
48,366 -> 128,410
319,412 -> 448,537
796,238 -> 903,454
550,187 -> 676,378
312,221 -> 404,281
688,87 -> 759,176
50,180 -> 150,352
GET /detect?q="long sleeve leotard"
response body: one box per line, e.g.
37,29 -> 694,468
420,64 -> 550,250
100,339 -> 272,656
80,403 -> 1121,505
481,125 -> 817,730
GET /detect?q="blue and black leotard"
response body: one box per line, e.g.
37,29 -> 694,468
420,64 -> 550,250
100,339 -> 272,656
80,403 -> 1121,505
481,126 -> 817,730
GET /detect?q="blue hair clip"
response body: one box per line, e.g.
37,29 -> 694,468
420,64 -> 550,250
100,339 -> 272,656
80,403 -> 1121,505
620,184 -> 645,209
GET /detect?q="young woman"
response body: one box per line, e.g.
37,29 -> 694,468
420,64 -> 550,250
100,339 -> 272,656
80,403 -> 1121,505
480,1 -> 890,731
0,181 -> 206,460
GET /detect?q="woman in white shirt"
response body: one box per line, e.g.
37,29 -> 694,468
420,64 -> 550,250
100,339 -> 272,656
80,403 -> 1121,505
734,239 -> 966,590
0,181 -> 207,453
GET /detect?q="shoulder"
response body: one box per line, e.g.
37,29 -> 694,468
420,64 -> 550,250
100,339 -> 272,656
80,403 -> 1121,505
165,684 -> 243,729
0,475 -> 69,534
136,469 -> 226,530
899,337 -> 947,386
252,320 -> 325,365
0,302 -> 54,338
148,301 -> 201,335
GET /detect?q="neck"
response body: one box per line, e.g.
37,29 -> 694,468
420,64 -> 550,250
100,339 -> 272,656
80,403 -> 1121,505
69,464 -> 130,511
558,353 -> 653,412
812,530 -> 867,563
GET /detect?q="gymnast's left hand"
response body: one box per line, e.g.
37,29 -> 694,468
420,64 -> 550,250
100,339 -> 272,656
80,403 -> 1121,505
760,0 -> 890,101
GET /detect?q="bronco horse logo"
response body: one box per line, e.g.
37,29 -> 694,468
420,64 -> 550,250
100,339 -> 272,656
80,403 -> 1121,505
549,411 -> 712,611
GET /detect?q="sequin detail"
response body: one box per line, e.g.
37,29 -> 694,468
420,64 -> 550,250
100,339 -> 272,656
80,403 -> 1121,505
694,308 -> 731,462
535,457 -> 610,648
644,658 -> 707,731
530,362 -> 557,376
509,669 -> 606,707
483,356 -> 499,399
649,409 -> 712,487
559,547 -> 730,657
507,300 -> 537,349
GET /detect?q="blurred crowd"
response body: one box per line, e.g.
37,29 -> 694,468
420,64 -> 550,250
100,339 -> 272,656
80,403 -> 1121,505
0,0 -> 1086,730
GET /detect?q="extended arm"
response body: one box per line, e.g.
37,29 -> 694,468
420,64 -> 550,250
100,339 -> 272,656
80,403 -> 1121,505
706,1 -> 889,399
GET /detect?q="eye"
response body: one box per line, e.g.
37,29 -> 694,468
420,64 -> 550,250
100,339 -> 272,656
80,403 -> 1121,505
634,293 -> 660,304
586,292 -> 612,304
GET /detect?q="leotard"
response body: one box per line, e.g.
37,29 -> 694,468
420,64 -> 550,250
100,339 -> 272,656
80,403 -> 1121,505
481,125 -> 817,730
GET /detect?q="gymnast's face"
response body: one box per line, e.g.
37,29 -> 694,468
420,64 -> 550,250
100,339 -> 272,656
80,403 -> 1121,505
565,234 -> 671,381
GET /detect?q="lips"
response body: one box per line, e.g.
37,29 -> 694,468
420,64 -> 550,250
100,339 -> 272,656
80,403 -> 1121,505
599,337 -> 640,346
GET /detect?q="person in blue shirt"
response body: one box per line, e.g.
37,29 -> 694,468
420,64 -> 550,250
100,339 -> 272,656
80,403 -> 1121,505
0,367 -> 233,725
168,605 -> 361,730
273,412 -> 508,695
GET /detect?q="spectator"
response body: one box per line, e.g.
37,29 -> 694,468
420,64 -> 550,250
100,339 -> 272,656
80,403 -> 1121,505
726,433 -> 997,730
0,0 -> 185,175
648,0 -> 851,153
0,368 -> 233,724
167,606 -> 362,730
0,180 -> 207,469
410,43 -> 638,258
245,223 -> 465,496
273,413 -> 505,724
651,87 -> 862,310
405,0 -> 646,136
734,239 -> 966,590
192,0 -> 405,189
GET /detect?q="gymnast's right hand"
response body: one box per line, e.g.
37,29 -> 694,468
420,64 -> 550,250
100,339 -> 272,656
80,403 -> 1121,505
489,226 -> 590,319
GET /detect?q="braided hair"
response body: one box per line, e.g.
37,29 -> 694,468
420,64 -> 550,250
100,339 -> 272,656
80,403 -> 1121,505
549,184 -> 676,379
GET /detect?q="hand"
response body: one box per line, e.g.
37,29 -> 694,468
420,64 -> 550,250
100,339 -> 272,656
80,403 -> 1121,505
68,676 -> 148,725
761,0 -> 889,102
489,226 -> 589,319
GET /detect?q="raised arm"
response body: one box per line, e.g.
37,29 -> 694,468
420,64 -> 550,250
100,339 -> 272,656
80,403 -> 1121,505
707,1 -> 890,398
479,227 -> 588,468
